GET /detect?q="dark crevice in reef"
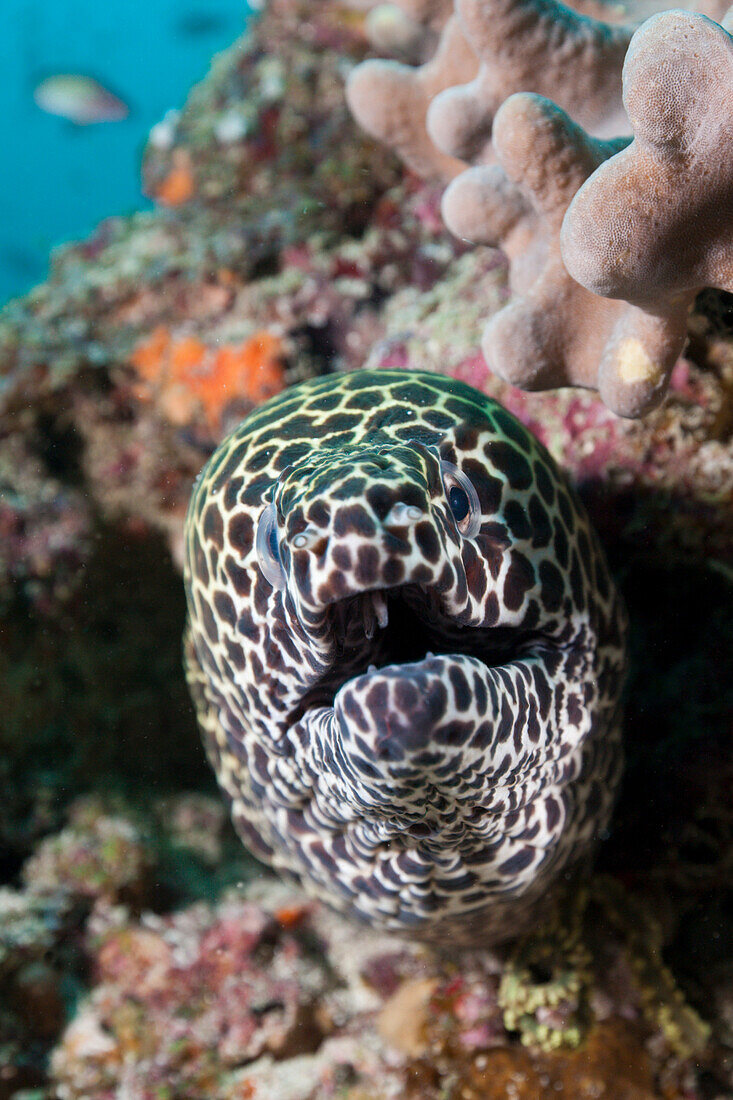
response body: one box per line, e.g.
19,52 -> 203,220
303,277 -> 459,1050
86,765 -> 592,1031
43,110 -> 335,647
0,522 -> 211,873
593,531 -> 733,1044
34,412 -> 85,485
599,555 -> 732,879
694,286 -> 733,335
249,250 -> 282,281
291,320 -> 341,376
575,476 -> 732,975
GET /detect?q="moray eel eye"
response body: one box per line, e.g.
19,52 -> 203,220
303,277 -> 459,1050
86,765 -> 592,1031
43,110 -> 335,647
440,460 -> 481,539
448,484 -> 469,521
255,501 -> 285,590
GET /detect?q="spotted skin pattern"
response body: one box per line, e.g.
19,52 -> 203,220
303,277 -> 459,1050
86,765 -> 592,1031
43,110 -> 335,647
184,370 -> 627,944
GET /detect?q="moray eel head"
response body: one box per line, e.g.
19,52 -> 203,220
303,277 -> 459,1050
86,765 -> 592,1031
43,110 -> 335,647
184,370 -> 627,943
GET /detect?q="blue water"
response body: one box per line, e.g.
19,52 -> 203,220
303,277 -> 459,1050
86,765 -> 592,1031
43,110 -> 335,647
1,0 -> 252,305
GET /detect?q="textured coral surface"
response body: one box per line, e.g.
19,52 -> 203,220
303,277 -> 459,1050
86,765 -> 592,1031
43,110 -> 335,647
349,0 -> 733,415
1,794 -> 729,1099
0,0 -> 731,1096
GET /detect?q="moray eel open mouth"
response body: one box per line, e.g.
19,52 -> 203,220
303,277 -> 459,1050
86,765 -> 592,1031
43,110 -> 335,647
295,584 -> 522,722
184,369 -> 627,943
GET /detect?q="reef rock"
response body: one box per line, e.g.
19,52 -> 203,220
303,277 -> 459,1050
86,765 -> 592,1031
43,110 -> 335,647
46,877 -> 725,1099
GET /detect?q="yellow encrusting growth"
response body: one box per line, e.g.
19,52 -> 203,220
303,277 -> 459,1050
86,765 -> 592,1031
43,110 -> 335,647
616,337 -> 661,386
499,876 -> 711,1058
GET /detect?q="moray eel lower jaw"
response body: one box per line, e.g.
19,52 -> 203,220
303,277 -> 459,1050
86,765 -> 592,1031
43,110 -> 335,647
283,578 -> 538,831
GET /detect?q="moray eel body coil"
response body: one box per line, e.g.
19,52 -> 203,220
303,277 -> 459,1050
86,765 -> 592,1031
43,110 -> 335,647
184,370 -> 627,944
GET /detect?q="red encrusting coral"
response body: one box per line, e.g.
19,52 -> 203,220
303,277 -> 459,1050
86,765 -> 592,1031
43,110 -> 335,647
130,326 -> 286,429
154,149 -> 197,206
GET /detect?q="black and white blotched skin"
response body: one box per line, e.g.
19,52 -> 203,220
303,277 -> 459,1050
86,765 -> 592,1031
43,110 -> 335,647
184,370 -> 627,945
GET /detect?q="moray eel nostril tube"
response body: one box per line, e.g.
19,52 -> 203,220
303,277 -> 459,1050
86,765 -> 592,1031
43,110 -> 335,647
183,369 -> 628,944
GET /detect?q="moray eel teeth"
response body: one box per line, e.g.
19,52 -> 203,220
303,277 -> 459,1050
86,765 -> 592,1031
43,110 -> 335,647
184,369 -> 627,944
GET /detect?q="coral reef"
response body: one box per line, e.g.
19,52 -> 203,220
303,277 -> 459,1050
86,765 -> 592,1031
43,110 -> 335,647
363,0 -> 453,60
347,14 -> 478,179
441,94 -> 643,414
0,432 -> 92,614
0,793 -> 258,1096
0,0 -> 731,1095
565,9 -> 733,300
153,791 -> 227,865
426,0 -> 631,159
345,0 -> 655,181
2,1 -> 731,593
21,797 -> 153,906
51,890 -> 342,1099
2,786 -> 731,1097
363,247 -> 733,562
0,525 -> 208,890
42,874 -> 725,1099
0,888 -> 81,1096
141,0 -> 402,237
0,0 -> 403,596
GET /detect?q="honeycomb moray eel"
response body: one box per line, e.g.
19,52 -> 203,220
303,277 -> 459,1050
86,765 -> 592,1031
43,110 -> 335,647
184,370 -> 628,945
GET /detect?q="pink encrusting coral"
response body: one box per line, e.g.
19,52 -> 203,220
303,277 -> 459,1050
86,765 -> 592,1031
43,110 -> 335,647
348,0 -> 733,416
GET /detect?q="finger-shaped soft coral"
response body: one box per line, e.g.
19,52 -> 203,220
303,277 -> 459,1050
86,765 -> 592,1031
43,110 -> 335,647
426,0 -> 632,166
563,10 -> 733,303
348,0 -> 731,184
347,13 -> 478,180
441,162 -> 541,292
443,94 -> 678,417
559,10 -> 733,413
